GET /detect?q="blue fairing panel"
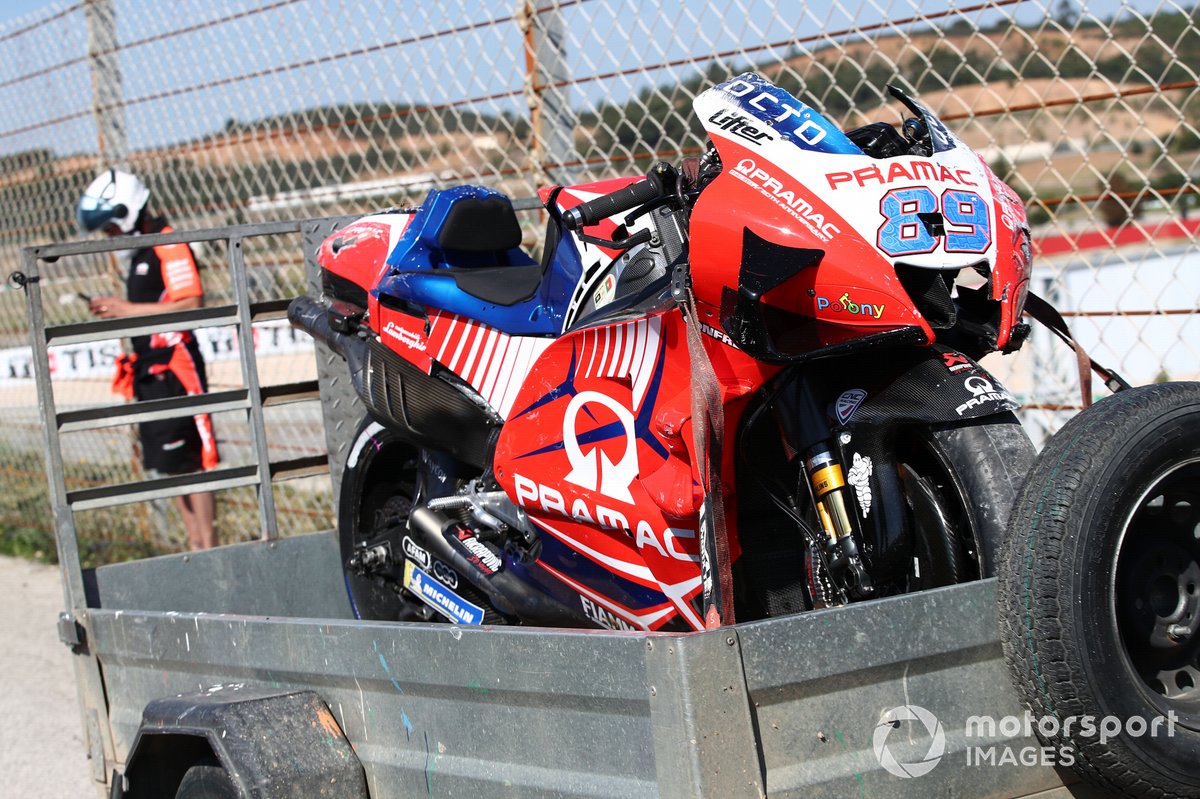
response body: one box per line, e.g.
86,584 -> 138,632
385,270 -> 561,334
374,186 -> 585,336
715,72 -> 863,156
515,533 -> 672,623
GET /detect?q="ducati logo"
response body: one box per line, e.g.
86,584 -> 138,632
563,391 -> 639,503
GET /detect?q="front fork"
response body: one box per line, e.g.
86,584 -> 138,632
804,440 -> 874,601
778,377 -> 875,602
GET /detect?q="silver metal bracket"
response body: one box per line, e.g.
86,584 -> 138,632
58,611 -> 85,651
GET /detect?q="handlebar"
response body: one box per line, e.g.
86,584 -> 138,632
561,172 -> 665,231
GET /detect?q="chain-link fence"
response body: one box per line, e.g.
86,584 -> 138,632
1,0 -> 1197,561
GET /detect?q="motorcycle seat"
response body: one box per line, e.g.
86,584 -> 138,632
431,194 -> 525,258
422,195 -> 544,304
433,264 -> 545,306
380,186 -> 563,333
400,189 -> 536,270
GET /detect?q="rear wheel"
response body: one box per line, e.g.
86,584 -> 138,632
338,416 -> 430,621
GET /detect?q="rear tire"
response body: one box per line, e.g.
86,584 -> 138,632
998,382 -> 1200,798
338,416 -> 424,621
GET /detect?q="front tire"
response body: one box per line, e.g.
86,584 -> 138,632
998,382 -> 1200,798
902,412 -> 1035,586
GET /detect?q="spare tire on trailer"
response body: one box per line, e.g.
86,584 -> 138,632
998,382 -> 1200,798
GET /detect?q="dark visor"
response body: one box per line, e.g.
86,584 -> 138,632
76,201 -> 126,233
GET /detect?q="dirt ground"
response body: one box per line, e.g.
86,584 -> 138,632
0,555 -> 98,797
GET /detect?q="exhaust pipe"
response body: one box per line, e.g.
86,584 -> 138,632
288,295 -> 372,398
408,507 -> 580,626
287,296 -> 365,361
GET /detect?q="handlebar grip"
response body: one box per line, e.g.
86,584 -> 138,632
561,174 -> 664,230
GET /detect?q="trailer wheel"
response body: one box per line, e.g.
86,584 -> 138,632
998,382 -> 1200,798
175,764 -> 237,799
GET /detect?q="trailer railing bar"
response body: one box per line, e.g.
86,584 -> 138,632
46,305 -> 242,347
249,297 -> 295,321
269,455 -> 330,482
229,235 -> 279,541
28,220 -> 303,260
57,388 -> 251,433
66,464 -> 261,512
46,296 -> 298,346
260,380 -> 322,406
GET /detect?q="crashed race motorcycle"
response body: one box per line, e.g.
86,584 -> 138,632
289,72 -> 1036,631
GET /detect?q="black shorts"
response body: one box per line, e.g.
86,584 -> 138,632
135,369 -> 204,475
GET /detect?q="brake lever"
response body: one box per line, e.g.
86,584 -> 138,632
622,195 -> 674,227
572,228 -> 655,251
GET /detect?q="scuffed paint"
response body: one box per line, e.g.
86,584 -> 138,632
423,732 -> 445,797
373,640 -> 404,694
316,706 -> 343,739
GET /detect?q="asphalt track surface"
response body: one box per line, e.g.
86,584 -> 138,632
0,555 -> 97,797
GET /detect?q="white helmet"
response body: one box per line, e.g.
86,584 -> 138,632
76,168 -> 150,235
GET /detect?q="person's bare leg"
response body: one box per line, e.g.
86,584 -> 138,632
175,494 -> 198,549
177,492 -> 217,550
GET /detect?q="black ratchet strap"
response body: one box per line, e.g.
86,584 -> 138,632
1024,291 -> 1131,409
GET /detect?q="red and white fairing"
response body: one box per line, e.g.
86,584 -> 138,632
493,313 -> 705,630
317,212 -> 412,294
689,81 -> 1031,351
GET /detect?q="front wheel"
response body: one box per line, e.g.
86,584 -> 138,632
735,410 -> 1033,616
905,412 -> 1036,584
998,382 -> 1200,798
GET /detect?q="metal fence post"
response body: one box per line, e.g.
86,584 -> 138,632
228,236 -> 278,540
85,0 -> 128,168
519,0 -> 578,187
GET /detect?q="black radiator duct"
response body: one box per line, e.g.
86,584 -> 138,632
288,296 -> 499,469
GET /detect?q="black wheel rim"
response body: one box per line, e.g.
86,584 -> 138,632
897,434 -> 977,590
1112,458 -> 1200,728
342,432 -> 422,620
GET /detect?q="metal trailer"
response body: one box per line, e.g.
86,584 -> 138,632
19,220 -> 1103,799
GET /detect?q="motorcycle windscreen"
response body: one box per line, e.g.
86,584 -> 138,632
695,72 -> 863,156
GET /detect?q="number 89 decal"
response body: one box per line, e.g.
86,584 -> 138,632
877,187 -> 992,257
